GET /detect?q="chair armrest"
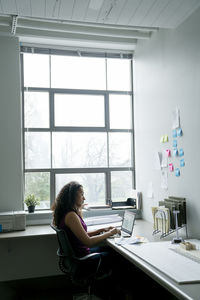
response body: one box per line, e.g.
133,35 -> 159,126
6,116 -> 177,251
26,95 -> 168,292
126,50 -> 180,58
76,253 -> 100,261
57,248 -> 100,261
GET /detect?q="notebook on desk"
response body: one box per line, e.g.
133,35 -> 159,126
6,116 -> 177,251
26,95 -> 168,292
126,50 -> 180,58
109,210 -> 136,238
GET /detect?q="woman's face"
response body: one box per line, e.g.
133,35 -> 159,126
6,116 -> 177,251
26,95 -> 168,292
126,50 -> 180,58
75,186 -> 85,208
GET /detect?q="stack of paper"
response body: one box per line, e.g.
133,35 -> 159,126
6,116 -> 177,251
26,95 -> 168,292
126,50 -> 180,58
85,214 -> 122,226
115,236 -> 147,246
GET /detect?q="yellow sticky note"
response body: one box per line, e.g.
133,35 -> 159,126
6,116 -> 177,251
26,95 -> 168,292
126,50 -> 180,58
160,135 -> 164,143
164,135 -> 168,142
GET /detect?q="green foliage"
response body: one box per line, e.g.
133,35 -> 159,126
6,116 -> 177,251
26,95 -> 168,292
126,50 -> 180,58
24,194 -> 40,207
25,172 -> 50,202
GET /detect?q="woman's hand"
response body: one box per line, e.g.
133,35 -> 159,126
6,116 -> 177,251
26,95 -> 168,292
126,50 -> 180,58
102,226 -> 114,232
109,227 -> 121,236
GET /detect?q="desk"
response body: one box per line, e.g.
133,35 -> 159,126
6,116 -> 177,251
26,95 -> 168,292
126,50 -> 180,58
106,220 -> 199,300
0,220 -> 199,299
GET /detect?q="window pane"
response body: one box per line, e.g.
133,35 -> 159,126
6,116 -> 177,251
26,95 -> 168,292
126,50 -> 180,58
55,173 -> 105,205
107,58 -> 131,91
111,171 -> 133,202
25,132 -> 51,169
52,132 -> 107,168
109,133 -> 132,167
51,56 -> 106,90
24,92 -> 49,128
23,53 -> 49,88
24,172 -> 50,209
109,95 -> 132,129
54,94 -> 105,127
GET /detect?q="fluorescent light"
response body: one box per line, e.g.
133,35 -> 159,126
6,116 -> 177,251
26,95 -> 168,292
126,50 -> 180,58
89,0 -> 104,10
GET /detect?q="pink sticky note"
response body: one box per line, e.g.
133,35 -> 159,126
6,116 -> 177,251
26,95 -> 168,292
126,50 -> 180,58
166,149 -> 171,157
169,163 -> 174,172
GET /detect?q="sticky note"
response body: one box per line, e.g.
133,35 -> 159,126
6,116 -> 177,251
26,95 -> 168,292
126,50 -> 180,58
179,148 -> 184,157
172,129 -> 177,138
160,135 -> 165,143
177,128 -> 183,137
169,163 -> 174,172
180,159 -> 185,167
173,140 -> 177,147
173,148 -> 178,156
164,135 -> 168,142
166,149 -> 171,157
175,168 -> 180,177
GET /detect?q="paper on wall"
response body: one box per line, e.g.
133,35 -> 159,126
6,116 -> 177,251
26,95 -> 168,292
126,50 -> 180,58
172,107 -> 180,129
161,150 -> 168,168
153,151 -> 161,170
147,181 -> 153,198
161,170 -> 168,190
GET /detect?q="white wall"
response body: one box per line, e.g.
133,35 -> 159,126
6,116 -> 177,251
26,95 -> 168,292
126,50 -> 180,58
134,7 -> 200,238
0,36 -> 23,211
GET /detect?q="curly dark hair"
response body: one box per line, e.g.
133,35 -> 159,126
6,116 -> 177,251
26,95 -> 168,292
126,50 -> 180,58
51,181 -> 82,227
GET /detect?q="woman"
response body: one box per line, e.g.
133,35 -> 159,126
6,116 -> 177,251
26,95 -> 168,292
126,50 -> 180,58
51,181 -> 120,258
52,181 -> 130,298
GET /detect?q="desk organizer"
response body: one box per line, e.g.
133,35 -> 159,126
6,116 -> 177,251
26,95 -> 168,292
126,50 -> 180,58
152,207 -> 188,239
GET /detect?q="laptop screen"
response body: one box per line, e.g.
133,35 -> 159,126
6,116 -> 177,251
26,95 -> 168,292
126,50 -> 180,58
121,211 -> 136,235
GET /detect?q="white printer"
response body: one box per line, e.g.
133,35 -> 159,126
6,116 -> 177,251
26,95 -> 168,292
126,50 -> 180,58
0,211 -> 26,232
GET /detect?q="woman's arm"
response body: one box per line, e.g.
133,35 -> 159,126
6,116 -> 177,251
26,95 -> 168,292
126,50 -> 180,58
88,226 -> 115,237
65,212 -> 119,248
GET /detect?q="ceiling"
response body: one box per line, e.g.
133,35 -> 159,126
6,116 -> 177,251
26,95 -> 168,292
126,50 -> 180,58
0,0 -> 199,52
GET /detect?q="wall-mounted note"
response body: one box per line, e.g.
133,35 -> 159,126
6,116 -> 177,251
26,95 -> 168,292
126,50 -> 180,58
179,148 -> 184,157
173,140 -> 177,147
175,168 -> 180,177
147,181 -> 154,198
172,107 -> 180,129
153,151 -> 162,170
166,149 -> 171,157
169,163 -> 174,172
172,129 -> 177,138
173,148 -> 178,156
161,170 -> 168,190
177,128 -> 183,137
180,159 -> 185,167
161,150 -> 168,168
164,135 -> 168,142
160,135 -> 165,143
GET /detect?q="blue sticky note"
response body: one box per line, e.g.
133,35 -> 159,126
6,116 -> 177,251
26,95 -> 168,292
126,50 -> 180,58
180,159 -> 185,167
175,168 -> 180,177
172,129 -> 177,138
179,148 -> 184,157
173,148 -> 178,156
0,224 -> 2,232
173,140 -> 177,147
177,128 -> 183,137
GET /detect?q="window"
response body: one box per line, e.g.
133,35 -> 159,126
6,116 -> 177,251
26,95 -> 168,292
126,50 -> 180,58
22,49 -> 134,210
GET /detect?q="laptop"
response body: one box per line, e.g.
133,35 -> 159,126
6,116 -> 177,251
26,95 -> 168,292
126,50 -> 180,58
120,210 -> 136,237
109,210 -> 136,238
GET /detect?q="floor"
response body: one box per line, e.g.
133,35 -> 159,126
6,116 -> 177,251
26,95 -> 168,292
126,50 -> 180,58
0,266 -> 179,300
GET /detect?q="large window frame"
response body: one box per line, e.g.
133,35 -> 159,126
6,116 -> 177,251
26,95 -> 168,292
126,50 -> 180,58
21,47 -> 135,210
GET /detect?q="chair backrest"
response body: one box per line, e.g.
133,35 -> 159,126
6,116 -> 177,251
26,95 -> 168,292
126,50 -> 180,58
50,223 -> 75,258
51,223 -> 111,288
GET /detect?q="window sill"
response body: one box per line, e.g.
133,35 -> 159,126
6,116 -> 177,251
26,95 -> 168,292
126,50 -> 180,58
26,207 -> 141,225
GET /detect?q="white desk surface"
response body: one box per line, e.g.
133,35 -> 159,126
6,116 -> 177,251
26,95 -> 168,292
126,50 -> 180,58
0,219 -> 199,300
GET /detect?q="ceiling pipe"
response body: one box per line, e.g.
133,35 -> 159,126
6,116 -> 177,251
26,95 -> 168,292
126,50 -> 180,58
17,19 -> 151,39
11,15 -> 18,35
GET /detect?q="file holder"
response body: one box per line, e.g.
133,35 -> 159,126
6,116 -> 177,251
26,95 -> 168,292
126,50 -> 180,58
152,209 -> 188,239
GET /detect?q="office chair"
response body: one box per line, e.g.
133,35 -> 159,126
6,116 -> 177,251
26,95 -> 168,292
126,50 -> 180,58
50,223 -> 111,297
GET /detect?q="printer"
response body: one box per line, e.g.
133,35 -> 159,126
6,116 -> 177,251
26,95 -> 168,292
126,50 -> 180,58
0,211 -> 26,232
